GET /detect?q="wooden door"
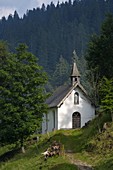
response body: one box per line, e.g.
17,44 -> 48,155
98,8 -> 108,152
72,112 -> 81,129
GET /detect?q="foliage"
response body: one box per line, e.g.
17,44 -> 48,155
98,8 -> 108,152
52,56 -> 70,87
0,43 -> 48,148
86,14 -> 113,103
99,77 -> 113,121
0,41 -> 9,62
0,0 -> 113,84
86,14 -> 113,79
85,67 -> 100,104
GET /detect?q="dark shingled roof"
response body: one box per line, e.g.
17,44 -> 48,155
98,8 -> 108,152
46,84 -> 73,108
46,82 -> 89,108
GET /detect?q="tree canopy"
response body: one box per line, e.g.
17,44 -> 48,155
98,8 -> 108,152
86,14 -> 113,80
51,56 -> 70,87
0,0 -> 113,82
0,43 -> 48,149
86,14 -> 113,104
99,77 -> 113,121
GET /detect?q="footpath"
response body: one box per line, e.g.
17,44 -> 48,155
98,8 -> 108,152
65,151 -> 94,170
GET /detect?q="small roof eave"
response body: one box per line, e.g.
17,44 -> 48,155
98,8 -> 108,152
57,82 -> 78,107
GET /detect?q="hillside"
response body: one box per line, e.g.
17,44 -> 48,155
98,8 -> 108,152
0,0 -> 113,76
0,111 -> 113,170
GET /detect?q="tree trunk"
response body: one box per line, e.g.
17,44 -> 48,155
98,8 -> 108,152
21,137 -> 25,153
21,146 -> 25,153
111,111 -> 113,122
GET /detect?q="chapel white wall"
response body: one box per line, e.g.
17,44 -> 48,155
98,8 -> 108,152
58,87 -> 95,129
42,108 -> 58,134
42,87 -> 95,133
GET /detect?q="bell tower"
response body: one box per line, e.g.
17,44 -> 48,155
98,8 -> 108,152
70,51 -> 80,86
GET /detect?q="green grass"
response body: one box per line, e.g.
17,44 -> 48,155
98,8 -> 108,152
0,143 -> 78,170
0,112 -> 113,170
0,133 -> 78,170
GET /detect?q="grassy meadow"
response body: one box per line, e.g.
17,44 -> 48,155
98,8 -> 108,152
0,112 -> 113,170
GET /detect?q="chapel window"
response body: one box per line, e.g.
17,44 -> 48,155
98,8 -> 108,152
74,92 -> 79,104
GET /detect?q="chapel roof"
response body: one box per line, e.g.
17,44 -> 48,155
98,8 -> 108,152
46,82 -> 88,108
46,84 -> 72,108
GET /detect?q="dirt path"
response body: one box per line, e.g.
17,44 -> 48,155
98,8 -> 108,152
65,152 -> 94,170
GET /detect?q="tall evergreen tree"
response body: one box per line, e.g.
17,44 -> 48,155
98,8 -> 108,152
86,14 -> 113,104
99,77 -> 113,121
52,56 -> 70,87
86,14 -> 113,79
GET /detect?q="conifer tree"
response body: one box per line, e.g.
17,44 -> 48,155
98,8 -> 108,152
52,56 -> 70,87
99,77 -> 113,121
86,14 -> 113,104
86,14 -> 113,80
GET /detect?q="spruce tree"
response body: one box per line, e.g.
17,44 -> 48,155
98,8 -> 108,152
99,77 -> 113,121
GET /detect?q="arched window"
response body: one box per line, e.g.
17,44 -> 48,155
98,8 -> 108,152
72,112 -> 81,128
74,92 -> 79,104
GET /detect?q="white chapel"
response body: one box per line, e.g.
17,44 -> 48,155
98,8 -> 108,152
42,61 -> 95,134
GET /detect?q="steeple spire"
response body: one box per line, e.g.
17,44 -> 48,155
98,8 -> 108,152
70,51 -> 80,86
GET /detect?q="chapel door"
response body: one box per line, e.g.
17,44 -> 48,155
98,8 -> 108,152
72,112 -> 81,129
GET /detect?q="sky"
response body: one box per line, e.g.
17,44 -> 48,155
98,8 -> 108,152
0,0 -> 62,19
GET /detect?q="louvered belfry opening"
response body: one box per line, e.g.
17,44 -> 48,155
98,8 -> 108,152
72,112 -> 81,129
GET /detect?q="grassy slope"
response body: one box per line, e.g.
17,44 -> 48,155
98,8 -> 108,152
0,112 -> 113,170
0,142 -> 77,170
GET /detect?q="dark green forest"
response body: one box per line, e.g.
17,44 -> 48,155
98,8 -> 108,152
0,0 -> 113,89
